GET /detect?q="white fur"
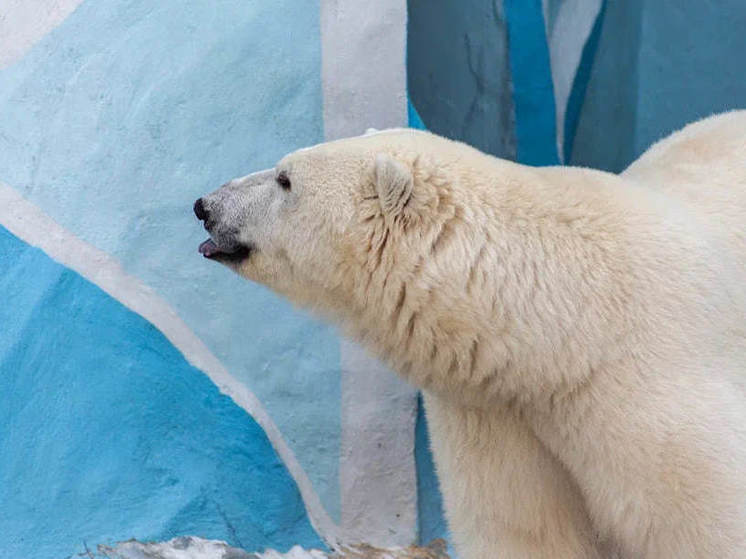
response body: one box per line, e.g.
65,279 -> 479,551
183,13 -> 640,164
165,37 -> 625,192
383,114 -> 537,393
200,111 -> 746,558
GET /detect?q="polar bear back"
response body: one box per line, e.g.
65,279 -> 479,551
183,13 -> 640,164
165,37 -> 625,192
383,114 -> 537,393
623,110 -> 746,257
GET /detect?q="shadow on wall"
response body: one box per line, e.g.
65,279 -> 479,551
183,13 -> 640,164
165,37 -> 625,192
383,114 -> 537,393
573,0 -> 746,172
407,0 -> 516,161
409,0 -> 746,173
569,0 -> 642,172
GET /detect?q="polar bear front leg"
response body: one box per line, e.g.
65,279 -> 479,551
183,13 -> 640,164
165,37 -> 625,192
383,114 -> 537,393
423,393 -> 603,559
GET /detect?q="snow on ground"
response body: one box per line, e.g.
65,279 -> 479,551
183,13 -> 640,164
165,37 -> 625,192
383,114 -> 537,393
91,536 -> 448,559
93,536 -> 449,559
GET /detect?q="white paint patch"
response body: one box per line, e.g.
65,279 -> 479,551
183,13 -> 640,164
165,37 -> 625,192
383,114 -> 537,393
320,0 -> 408,140
339,339 -> 418,547
0,0 -> 85,69
0,181 -> 343,550
320,0 -> 418,548
543,0 -> 603,161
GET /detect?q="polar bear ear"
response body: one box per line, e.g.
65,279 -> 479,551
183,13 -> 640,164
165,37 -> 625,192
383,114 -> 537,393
374,153 -> 413,218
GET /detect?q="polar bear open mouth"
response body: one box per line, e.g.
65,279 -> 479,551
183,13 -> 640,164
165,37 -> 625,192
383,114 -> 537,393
198,238 -> 253,262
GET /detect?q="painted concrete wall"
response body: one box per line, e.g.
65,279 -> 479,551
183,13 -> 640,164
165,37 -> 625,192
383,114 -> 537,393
4,1 -> 743,557
407,0 -> 516,161
0,223 -> 321,557
571,0 -> 746,171
411,0 -> 746,171
0,5 -> 336,529
0,1 -> 416,556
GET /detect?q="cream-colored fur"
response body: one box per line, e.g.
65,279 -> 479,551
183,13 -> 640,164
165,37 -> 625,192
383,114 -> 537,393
197,111 -> 746,558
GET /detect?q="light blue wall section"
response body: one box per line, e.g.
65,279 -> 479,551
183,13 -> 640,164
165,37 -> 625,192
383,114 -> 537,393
0,0 -> 342,520
0,226 -> 323,559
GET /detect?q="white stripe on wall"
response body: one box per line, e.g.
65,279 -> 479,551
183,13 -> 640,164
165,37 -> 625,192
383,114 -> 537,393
0,0 -> 85,69
543,0 -> 603,161
320,0 -> 418,548
321,0 -> 408,140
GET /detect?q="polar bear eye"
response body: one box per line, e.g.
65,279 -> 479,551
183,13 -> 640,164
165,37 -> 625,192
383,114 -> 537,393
276,171 -> 291,191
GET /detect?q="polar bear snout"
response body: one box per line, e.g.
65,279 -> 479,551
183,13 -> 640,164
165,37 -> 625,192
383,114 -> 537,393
193,194 -> 222,235
194,169 -> 277,263
194,190 -> 251,262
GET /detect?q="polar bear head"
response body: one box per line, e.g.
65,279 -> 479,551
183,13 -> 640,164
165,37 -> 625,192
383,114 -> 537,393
194,129 -> 462,320
194,128 -> 630,403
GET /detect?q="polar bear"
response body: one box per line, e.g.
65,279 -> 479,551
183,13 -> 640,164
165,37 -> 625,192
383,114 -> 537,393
194,111 -> 746,559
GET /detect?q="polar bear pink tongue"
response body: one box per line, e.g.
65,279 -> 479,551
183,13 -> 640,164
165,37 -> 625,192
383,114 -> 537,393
198,239 -> 221,257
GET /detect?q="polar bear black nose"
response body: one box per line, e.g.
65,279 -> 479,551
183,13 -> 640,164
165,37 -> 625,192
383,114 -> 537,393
193,198 -> 208,221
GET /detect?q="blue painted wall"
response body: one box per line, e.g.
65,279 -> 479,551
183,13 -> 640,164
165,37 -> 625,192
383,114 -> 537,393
3,0 -> 744,555
503,0 -> 559,165
407,0 -> 561,166
0,0 -> 343,523
634,0 -> 746,157
571,0 -> 746,171
407,0 -> 516,160
414,397 -> 448,548
0,226 -> 323,558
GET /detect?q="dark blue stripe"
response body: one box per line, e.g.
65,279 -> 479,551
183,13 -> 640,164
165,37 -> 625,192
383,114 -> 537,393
408,98 -> 426,130
504,0 -> 559,165
414,395 -> 450,548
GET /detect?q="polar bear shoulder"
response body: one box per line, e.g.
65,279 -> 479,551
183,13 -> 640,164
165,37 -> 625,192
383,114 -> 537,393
623,111 -> 746,254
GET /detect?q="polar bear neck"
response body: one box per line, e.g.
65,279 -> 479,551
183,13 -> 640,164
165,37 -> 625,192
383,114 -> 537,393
339,160 -> 663,409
